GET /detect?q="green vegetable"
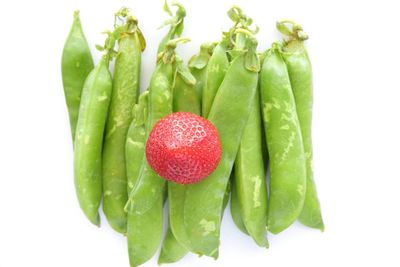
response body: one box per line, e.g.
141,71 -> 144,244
61,11 -> 94,141
126,92 -> 162,267
201,42 -> 229,118
126,39 -> 191,215
234,89 -> 268,246
128,196 -> 163,267
102,8 -> 146,234
172,56 -> 200,114
259,43 -> 306,234
189,43 -> 215,111
184,35 -> 260,258
73,33 -> 116,225
277,20 -> 324,231
126,91 -> 148,196
162,55 -> 199,261
158,228 -> 188,265
230,173 -> 249,235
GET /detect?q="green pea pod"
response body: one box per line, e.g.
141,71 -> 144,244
164,57 -> 200,257
127,196 -> 163,267
230,174 -> 249,235
189,42 -> 215,110
184,37 -> 259,258
222,179 -> 231,212
158,227 -> 188,264
172,57 -> 200,114
127,63 -> 173,215
277,21 -> 324,231
201,42 -> 229,118
102,9 -> 146,234
126,92 -> 163,267
126,91 -> 148,197
259,43 -> 306,234
61,11 -> 94,141
126,39 -> 191,215
157,1 -> 186,54
74,55 -> 113,226
234,89 -> 268,247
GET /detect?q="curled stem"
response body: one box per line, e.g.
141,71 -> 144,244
276,20 -> 308,41
158,37 -> 191,64
159,0 -> 186,31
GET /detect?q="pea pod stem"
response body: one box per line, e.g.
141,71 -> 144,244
276,20 -> 308,41
158,0 -> 186,54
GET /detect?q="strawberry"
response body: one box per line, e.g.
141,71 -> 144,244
146,112 -> 222,184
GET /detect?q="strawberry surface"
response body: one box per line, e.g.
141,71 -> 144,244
146,112 -> 222,184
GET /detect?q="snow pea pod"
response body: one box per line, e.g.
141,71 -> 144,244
126,91 -> 148,201
184,36 -> 260,258
158,227 -> 188,264
230,174 -> 248,235
188,42 -> 215,111
234,89 -> 268,247
201,42 -> 229,118
74,50 -> 113,226
164,57 -> 198,257
260,43 -> 306,234
125,3 -> 188,216
126,92 -> 164,267
127,196 -> 163,267
201,6 -> 254,118
172,57 -> 200,114
126,38 -> 189,215
277,21 -> 324,231
61,11 -> 94,141
102,9 -> 145,234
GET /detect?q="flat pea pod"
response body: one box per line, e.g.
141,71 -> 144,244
172,57 -> 200,114
165,58 -> 198,255
184,37 -> 260,257
158,227 -> 188,264
61,10 -> 94,141
260,43 -> 306,234
102,10 -> 145,234
277,21 -> 324,231
230,174 -> 248,235
127,196 -> 163,267
74,55 -> 113,226
201,42 -> 230,117
188,42 -> 215,111
222,179 -> 230,212
234,89 -> 268,247
126,40 -> 187,215
126,92 -> 163,267
126,91 -> 148,200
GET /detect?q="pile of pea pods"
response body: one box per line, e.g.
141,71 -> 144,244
61,2 -> 323,266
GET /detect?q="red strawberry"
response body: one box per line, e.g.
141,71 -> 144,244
146,112 -> 222,184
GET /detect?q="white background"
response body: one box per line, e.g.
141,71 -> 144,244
0,0 -> 399,266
